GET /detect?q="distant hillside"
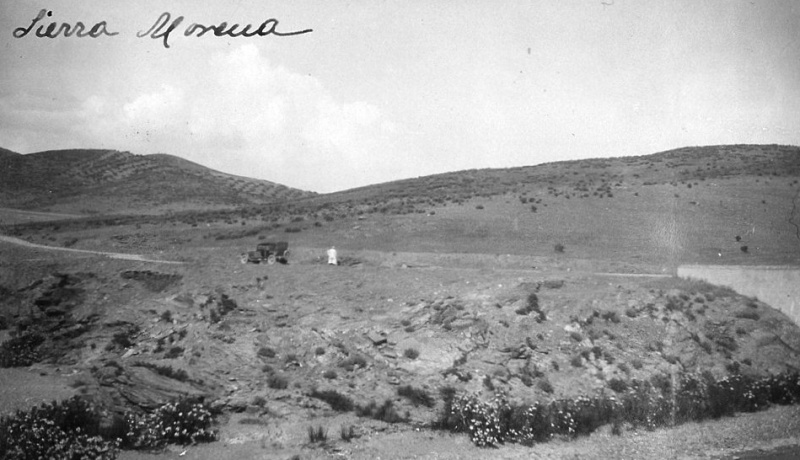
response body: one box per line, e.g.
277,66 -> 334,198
314,144 -> 800,206
3,144 -> 799,266
0,148 -> 316,214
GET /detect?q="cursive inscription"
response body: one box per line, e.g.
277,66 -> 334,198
139,12 -> 314,48
12,9 -> 313,48
13,9 -> 118,38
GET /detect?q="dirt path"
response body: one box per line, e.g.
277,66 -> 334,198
0,234 -> 185,264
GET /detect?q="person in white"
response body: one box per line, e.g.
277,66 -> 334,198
327,246 -> 338,265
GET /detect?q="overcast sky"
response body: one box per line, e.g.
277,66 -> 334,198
1,1 -> 798,193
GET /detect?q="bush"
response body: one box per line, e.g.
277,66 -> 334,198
340,424 -> 357,441
601,311 -> 621,323
608,378 -> 628,393
0,332 -> 45,367
307,425 -> 327,443
323,369 -> 337,379
257,347 -> 276,358
735,310 -> 760,321
404,348 -> 420,359
122,397 -> 216,449
309,389 -> 354,412
438,370 -> 800,448
516,293 -> 546,322
397,385 -> 434,407
0,396 -> 118,459
554,243 -> 565,253
356,399 -> 405,423
267,373 -> 289,389
134,362 -> 190,382
164,346 -> 184,359
339,355 -> 367,371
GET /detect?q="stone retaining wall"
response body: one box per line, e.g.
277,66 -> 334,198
677,265 -> 800,325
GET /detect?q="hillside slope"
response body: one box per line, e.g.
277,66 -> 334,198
0,148 -> 316,214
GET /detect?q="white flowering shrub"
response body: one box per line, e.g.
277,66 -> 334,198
439,371 -> 800,448
123,397 -> 217,449
0,396 -> 119,459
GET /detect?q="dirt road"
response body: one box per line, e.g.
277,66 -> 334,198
0,234 -> 185,264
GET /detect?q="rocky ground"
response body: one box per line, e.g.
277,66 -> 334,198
2,237 -> 800,459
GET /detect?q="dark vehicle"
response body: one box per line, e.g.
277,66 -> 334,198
241,241 -> 289,265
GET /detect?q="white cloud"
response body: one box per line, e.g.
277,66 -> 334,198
123,85 -> 183,124
66,44 -> 407,192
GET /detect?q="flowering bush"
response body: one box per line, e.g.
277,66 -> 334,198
0,396 -> 119,459
0,332 -> 45,367
122,397 -> 217,449
438,370 -> 800,447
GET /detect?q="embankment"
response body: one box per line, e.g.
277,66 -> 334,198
678,264 -> 800,325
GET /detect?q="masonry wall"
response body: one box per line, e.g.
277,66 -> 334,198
677,265 -> 800,326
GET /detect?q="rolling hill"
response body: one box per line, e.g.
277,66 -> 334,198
0,148 -> 316,214
2,143 -> 800,459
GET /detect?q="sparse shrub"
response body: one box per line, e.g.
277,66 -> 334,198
570,355 -> 583,368
618,362 -> 630,375
404,348 -> 420,360
109,331 -> 135,350
483,375 -> 495,391
740,245 -> 748,253
135,362 -> 190,382
570,331 -> 584,342
625,307 -> 638,318
735,310 -> 760,321
267,373 -> 289,389
339,355 -> 367,371
314,346 -> 326,356
340,425 -> 357,442
601,311 -> 621,324
160,310 -> 173,323
356,399 -> 405,423
538,379 -> 554,394
309,389 -> 354,412
307,425 -> 327,443
397,385 -> 435,407
608,378 -> 628,393
164,346 -> 183,359
323,370 -> 337,380
257,346 -> 276,358
632,359 -> 643,370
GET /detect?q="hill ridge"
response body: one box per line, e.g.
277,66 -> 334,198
0,148 -> 316,213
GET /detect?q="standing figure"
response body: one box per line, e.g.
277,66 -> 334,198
327,246 -> 338,265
